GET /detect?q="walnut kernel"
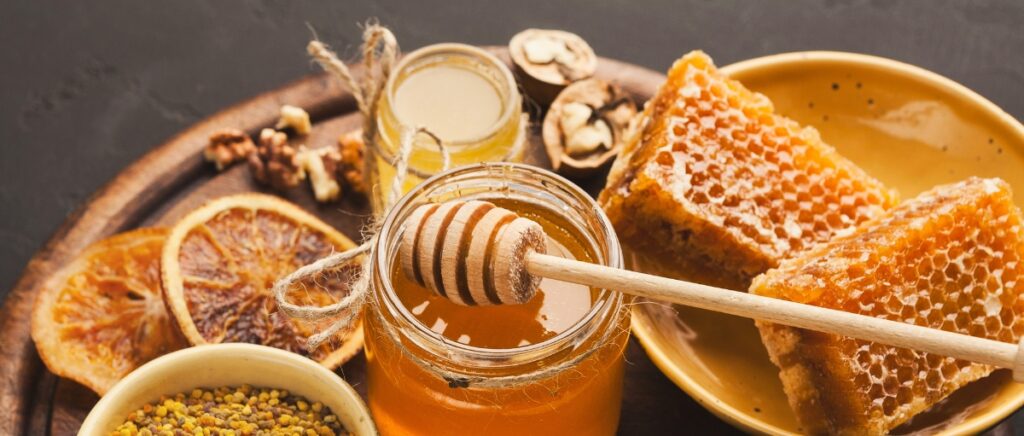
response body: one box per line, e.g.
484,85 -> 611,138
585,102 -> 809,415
203,129 -> 255,171
509,29 -> 597,106
523,36 -> 575,66
275,105 -> 312,136
295,147 -> 342,203
542,79 -> 637,178
247,128 -> 305,190
338,130 -> 367,195
564,117 -> 612,157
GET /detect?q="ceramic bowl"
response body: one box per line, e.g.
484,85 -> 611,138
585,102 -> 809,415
630,51 -> 1024,434
78,343 -> 375,435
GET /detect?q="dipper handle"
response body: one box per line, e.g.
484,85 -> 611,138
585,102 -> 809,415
528,252 -> 1024,380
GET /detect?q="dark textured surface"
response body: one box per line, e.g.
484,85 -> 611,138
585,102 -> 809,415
5,0 -> 1024,316
2,0 -> 1023,434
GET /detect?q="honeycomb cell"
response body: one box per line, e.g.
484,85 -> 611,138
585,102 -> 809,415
753,178 -> 1024,434
599,50 -> 898,282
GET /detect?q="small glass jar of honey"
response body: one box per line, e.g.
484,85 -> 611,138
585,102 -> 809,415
367,163 -> 630,435
371,44 -> 526,212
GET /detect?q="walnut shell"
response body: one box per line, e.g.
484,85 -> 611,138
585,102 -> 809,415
542,79 -> 637,179
509,29 -> 597,107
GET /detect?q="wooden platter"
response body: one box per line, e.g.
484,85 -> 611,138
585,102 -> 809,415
1,48 -> 738,435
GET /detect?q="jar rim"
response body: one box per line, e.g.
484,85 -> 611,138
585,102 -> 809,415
373,163 -> 624,368
383,43 -> 520,147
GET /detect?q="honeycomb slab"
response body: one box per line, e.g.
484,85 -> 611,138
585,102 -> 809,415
753,177 -> 1024,434
600,50 -> 897,282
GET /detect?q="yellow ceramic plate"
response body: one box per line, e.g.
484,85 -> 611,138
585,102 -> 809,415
630,51 -> 1024,435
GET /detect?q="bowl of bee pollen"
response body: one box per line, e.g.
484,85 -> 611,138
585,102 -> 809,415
78,343 -> 375,435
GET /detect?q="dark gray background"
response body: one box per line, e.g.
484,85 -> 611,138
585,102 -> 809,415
5,0 -> 1024,305
2,0 -> 1023,432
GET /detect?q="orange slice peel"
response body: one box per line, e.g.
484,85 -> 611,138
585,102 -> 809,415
31,228 -> 187,395
161,193 -> 364,369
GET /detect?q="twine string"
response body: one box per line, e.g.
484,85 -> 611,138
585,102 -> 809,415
306,23 -> 396,148
369,301 -> 620,389
275,23 -> 404,347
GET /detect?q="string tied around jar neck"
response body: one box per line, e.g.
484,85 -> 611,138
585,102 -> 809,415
272,22 -> 450,347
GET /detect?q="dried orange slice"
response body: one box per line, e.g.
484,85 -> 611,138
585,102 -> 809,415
31,228 -> 187,395
161,193 -> 363,369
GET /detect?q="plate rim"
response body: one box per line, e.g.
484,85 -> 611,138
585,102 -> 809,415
629,50 -> 1024,435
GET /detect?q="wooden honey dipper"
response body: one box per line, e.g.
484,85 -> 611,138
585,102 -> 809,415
400,200 -> 1024,380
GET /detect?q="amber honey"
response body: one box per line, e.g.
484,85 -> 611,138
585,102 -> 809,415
752,177 -> 1024,434
392,199 -> 598,349
601,51 -> 897,282
368,164 -> 629,435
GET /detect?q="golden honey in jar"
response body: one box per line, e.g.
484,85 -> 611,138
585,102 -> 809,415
367,164 -> 630,435
372,44 -> 526,212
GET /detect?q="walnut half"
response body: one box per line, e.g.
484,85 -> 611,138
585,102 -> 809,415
542,79 -> 637,179
509,29 -> 597,106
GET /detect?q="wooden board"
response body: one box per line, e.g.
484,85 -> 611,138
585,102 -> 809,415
2,48 -> 744,435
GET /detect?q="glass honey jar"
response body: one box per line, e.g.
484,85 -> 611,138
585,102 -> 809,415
367,163 -> 630,435
371,44 -> 526,212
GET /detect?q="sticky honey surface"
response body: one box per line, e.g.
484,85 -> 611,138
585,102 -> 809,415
393,65 -> 503,142
754,178 -> 1024,433
367,198 -> 629,435
391,199 -> 597,349
601,51 -> 898,281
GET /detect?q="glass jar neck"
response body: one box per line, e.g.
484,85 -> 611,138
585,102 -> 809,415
372,163 -> 623,374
